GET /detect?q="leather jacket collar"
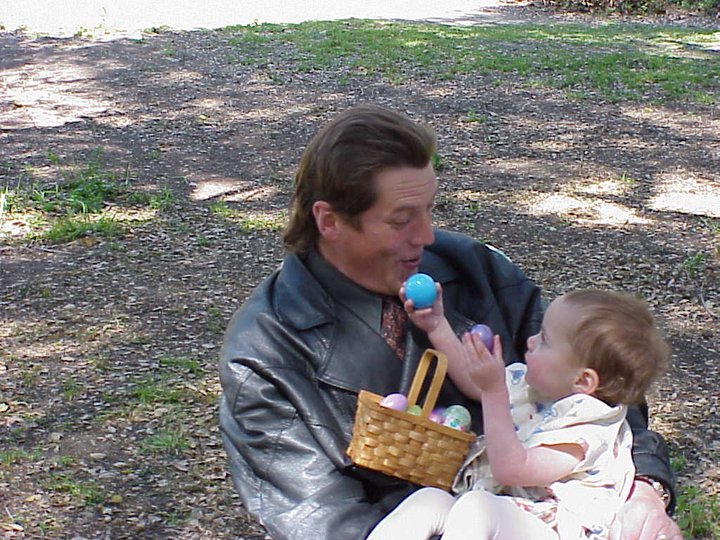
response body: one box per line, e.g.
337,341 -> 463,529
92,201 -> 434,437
268,237 -> 469,395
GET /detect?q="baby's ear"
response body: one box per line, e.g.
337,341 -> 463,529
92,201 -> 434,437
573,368 -> 599,396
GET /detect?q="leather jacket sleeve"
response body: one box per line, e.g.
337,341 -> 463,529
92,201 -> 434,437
219,266 -> 415,540
626,402 -> 677,513
219,367 -> 411,540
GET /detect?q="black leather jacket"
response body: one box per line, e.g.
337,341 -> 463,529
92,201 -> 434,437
219,230 -> 674,540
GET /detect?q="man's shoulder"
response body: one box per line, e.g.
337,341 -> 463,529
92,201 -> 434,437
234,253 -> 332,332
222,254 -> 332,371
430,229 -> 477,249
423,230 -> 519,281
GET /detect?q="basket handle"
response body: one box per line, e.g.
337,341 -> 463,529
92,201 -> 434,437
406,349 -> 448,419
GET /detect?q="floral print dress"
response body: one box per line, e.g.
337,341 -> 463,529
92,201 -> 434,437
453,363 -> 634,539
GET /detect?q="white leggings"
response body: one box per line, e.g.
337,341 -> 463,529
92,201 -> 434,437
367,487 -> 559,540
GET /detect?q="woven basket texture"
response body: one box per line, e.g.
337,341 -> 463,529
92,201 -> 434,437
346,349 -> 475,491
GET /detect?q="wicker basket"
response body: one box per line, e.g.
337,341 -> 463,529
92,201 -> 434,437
346,349 -> 475,491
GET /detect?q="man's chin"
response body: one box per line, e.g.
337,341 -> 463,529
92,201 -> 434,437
399,261 -> 421,278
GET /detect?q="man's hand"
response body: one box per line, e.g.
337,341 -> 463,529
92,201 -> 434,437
610,480 -> 682,540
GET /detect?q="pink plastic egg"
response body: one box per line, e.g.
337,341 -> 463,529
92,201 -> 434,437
429,407 -> 446,423
380,393 -> 408,411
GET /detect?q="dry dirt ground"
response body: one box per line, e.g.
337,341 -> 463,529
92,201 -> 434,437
1,6 -> 719,540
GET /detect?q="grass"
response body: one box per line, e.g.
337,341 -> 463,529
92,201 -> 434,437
683,251 -> 709,279
671,454 -> 720,539
131,376 -> 187,406
159,355 -> 202,376
208,201 -> 285,233
208,200 -> 234,217
43,216 -> 123,243
1,148 -> 174,244
237,214 -> 285,233
60,379 -> 80,401
222,19 -> 719,104
140,428 -> 189,456
47,474 -> 106,506
676,485 -> 720,538
98,357 -> 205,420
0,448 -> 41,466
463,108 -> 488,124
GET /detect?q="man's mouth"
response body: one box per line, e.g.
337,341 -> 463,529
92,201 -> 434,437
400,257 -> 421,271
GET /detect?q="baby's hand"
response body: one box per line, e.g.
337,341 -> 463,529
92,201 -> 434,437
400,282 -> 444,334
462,333 -> 505,394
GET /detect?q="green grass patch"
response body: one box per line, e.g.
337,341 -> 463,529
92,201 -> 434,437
675,485 -> 720,538
42,216 -> 124,244
47,474 -> 106,506
682,251 -> 709,279
0,448 -> 41,466
222,19 -> 719,103
99,358 -> 204,421
61,378 -> 80,400
131,376 -> 187,406
672,453 -> 720,538
463,108 -> 488,123
140,428 -> 189,456
2,148 -> 174,244
159,355 -> 202,376
208,200 -> 234,217
237,214 -> 284,233
208,201 -> 284,232
703,217 -> 720,236
125,186 -> 175,210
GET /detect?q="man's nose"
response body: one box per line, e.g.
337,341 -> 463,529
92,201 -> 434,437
411,213 -> 434,247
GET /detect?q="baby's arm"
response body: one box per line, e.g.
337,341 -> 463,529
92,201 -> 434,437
402,284 -> 485,401
406,289 -> 584,487
464,334 -> 584,486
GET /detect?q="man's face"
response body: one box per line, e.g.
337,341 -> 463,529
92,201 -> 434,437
318,164 -> 437,296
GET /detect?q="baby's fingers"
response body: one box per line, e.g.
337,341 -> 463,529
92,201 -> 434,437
491,335 -> 504,362
464,332 -> 492,360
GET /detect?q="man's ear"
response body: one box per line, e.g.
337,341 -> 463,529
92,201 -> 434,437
573,367 -> 599,396
312,200 -> 339,240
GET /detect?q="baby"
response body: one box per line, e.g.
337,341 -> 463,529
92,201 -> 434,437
367,288 -> 671,540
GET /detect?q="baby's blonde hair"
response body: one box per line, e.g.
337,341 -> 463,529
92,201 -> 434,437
562,290 -> 671,406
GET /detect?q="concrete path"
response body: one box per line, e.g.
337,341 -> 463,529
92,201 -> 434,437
1,0 -> 528,38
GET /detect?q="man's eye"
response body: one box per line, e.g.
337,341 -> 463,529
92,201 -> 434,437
390,218 -> 411,228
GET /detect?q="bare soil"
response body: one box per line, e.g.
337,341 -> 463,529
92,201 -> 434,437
1,8 -> 719,539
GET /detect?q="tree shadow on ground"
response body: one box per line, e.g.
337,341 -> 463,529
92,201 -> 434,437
1,22 -> 718,539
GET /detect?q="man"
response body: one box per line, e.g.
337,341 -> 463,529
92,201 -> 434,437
219,104 -> 681,540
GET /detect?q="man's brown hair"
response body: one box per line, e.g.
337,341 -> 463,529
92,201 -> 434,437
563,289 -> 671,406
283,104 -> 436,254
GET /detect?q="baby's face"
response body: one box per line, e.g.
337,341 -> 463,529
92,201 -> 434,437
524,296 -> 584,401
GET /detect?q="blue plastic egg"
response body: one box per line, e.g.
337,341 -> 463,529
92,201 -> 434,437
404,273 -> 436,309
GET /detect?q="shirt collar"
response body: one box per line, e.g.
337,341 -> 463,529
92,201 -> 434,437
305,250 -> 384,332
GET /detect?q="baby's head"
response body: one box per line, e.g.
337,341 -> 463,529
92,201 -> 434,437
561,289 -> 671,406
